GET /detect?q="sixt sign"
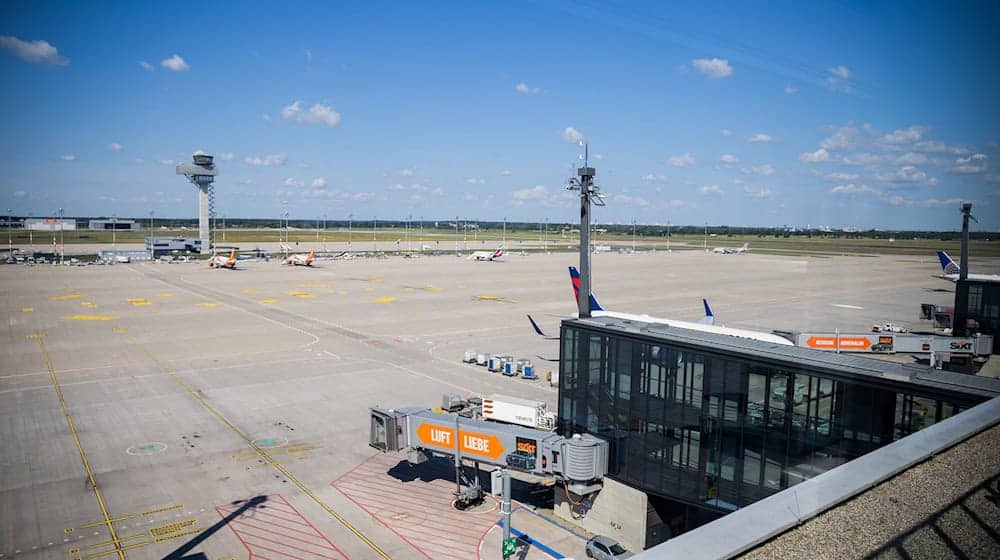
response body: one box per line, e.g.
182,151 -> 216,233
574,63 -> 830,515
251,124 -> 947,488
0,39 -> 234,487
950,341 -> 973,351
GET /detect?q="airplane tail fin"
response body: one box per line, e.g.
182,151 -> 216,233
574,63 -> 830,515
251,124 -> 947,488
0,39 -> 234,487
742,242 -> 749,251
568,266 -> 604,311
527,315 -> 559,340
699,298 -> 715,325
938,250 -> 960,275
493,246 -> 503,258
307,249 -> 315,263
227,249 -> 237,265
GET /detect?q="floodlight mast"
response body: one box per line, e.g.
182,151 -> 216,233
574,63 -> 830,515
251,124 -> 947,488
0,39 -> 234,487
566,143 -> 604,318
176,154 -> 218,253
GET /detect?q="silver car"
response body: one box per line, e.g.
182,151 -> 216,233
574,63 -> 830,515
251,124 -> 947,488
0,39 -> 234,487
585,535 -> 633,559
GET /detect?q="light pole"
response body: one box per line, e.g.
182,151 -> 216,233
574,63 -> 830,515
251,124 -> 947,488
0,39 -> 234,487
544,218 -> 549,253
148,210 -> 154,260
348,213 -> 353,248
704,221 -> 708,252
502,216 -> 506,245
632,219 -> 636,252
6,208 -> 11,258
406,214 -> 412,253
222,214 -> 226,242
58,208 -> 65,263
112,213 -> 117,249
27,212 -> 32,255
322,213 -> 327,246
373,215 -> 377,253
316,215 -> 320,246
667,220 -> 671,252
454,216 -> 459,255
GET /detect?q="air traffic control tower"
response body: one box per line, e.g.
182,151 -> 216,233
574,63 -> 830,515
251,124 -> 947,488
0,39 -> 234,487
176,154 -> 218,251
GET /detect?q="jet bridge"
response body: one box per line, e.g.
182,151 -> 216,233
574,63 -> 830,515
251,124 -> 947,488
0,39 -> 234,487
369,406 -> 608,495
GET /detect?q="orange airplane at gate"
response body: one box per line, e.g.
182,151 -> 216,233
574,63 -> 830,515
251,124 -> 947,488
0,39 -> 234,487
415,421 -> 505,462
208,249 -> 238,269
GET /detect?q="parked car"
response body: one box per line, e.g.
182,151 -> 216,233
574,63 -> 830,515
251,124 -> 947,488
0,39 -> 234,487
585,536 -> 633,559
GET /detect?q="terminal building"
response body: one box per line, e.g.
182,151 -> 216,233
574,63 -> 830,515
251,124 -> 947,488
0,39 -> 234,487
23,217 -> 76,231
555,315 -> 1000,549
88,218 -> 140,231
145,237 -> 203,256
954,277 -> 1000,354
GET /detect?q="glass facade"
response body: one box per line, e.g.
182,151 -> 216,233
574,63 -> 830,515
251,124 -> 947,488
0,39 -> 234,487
558,323 -> 984,512
955,280 -> 1000,353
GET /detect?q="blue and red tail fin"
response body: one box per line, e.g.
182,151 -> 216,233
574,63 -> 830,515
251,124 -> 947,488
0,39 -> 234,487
937,251 -> 960,275
568,266 -> 603,311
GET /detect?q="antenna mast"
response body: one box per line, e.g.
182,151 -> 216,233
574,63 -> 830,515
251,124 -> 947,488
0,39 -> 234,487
566,142 -> 604,318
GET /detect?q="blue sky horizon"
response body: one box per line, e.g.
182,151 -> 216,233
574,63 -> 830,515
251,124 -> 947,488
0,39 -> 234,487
2,1 -> 998,230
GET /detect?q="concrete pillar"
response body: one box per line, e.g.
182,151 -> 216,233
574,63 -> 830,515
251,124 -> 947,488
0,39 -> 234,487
554,477 -> 648,552
198,183 -> 210,251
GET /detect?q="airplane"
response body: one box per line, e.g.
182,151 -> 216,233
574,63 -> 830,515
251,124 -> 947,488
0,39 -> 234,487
529,267 -> 793,346
936,251 -> 1000,282
713,242 -> 749,254
469,245 -> 504,261
208,249 -> 238,269
283,249 -> 316,266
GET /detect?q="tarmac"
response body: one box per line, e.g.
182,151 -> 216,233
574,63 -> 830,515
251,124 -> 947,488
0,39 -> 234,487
1,249 -> 991,560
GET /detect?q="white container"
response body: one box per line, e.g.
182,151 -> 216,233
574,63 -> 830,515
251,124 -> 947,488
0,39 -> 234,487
476,353 -> 488,366
463,350 -> 476,363
482,394 -> 554,430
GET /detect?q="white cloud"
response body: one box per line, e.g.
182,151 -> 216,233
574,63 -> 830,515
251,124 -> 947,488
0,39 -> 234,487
784,85 -> 798,95
823,172 -> 859,182
743,187 -> 772,199
742,164 -> 775,176
515,82 -> 539,94
261,113 -> 272,122
665,153 -> 696,167
161,54 -> 189,71
388,183 -> 428,192
431,187 -> 445,196
699,185 -> 723,195
13,190 -> 26,198
311,177 -> 327,188
641,173 -> 667,183
245,153 -> 286,166
829,183 -> 879,195
465,177 -> 486,185
511,185 -> 551,206
799,148 -> 831,163
0,36 -> 69,65
397,167 -> 415,177
613,194 -> 650,207
691,58 -> 733,78
919,198 -> 967,207
820,125 -> 858,151
219,152 -> 234,161
280,101 -> 342,127
719,154 -> 739,164
60,154 -> 76,161
913,141 -> 971,155
561,127 -> 585,143
825,65 -> 851,90
720,129 -> 733,137
499,169 -> 512,176
134,158 -> 145,164
158,159 -> 176,165
879,125 -> 928,145
875,165 -> 936,185
954,153 -> 988,174
284,177 -> 304,188
138,60 -> 153,71
747,133 -> 774,143
107,142 -> 123,152
895,152 -> 927,165
665,199 -> 685,209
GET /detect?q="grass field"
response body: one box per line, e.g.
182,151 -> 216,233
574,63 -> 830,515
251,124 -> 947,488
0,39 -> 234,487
5,227 -> 1000,257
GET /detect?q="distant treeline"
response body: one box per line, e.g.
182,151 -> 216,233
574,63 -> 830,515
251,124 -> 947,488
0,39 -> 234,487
9,216 -> 995,240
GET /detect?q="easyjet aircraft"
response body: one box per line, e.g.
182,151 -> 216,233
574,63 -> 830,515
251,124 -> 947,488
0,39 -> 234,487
208,249 -> 238,269
283,249 -> 316,266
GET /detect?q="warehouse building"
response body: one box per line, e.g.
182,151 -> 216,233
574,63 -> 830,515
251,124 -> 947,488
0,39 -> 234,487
23,218 -> 76,231
88,218 -> 140,231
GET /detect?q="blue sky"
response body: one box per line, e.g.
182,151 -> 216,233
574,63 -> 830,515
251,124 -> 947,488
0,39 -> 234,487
1,0 -> 998,229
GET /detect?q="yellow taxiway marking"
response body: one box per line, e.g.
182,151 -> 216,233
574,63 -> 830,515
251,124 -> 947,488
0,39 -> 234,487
149,518 -> 197,538
86,533 -> 146,549
374,296 -> 396,304
26,332 -> 45,339
21,307 -> 33,313
363,287 -> 374,292
81,301 -> 98,308
155,292 -> 174,298
337,290 -> 348,296
126,337 -> 392,560
51,293 -> 84,300
475,294 -> 518,304
286,290 -> 315,299
258,298 -> 278,304
35,336 -> 126,560
424,285 -> 442,292
457,283 -> 468,289
112,327 -> 127,333
196,301 -> 219,308
63,315 -> 119,321
403,287 -> 414,292
126,298 -> 151,306
240,288 -> 260,294
366,277 -> 382,283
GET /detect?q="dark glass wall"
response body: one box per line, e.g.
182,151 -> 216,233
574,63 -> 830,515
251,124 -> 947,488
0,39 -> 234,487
558,324 -> 980,511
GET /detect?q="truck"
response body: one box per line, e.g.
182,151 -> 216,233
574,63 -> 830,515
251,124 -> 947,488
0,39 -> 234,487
482,394 -> 556,431
872,322 -> 908,333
